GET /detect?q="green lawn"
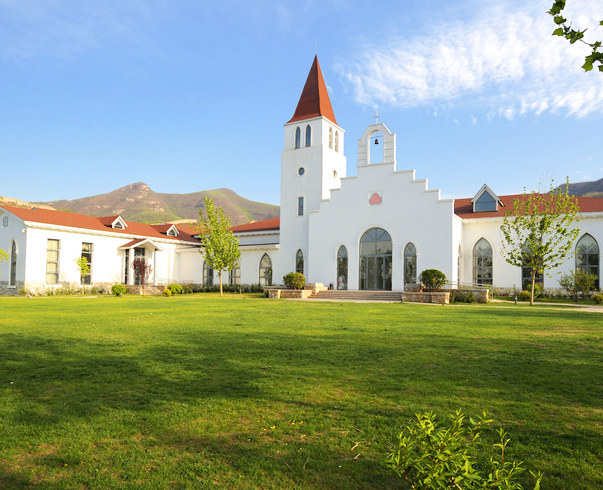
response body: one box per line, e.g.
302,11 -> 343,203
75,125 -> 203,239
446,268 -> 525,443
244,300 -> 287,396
1,294 -> 602,489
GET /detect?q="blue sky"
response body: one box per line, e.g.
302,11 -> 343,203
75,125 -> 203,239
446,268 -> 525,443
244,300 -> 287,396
1,0 -> 602,206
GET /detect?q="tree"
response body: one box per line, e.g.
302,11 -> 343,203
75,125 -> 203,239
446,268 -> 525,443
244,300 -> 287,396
500,181 -> 580,305
559,269 -> 598,302
197,197 -> 241,297
74,256 -> 90,291
549,0 -> 603,72
131,257 -> 152,295
0,249 -> 8,273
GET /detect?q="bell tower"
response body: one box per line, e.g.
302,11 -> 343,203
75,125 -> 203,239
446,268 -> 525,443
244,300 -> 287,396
279,56 -> 347,276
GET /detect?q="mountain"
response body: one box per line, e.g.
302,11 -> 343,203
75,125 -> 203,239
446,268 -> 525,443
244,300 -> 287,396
0,195 -> 55,211
36,183 -> 279,226
559,177 -> 603,199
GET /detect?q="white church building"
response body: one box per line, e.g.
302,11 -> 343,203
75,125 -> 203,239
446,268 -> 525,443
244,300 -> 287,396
1,56 -> 602,295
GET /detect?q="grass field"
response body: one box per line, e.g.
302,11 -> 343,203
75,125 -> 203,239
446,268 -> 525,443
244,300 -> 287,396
1,294 -> 602,489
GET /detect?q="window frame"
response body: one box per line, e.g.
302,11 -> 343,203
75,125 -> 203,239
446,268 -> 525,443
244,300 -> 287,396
81,242 -> 93,285
298,197 -> 304,217
46,239 -> 60,285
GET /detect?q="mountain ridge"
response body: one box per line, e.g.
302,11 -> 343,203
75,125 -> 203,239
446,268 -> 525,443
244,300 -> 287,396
35,183 -> 279,225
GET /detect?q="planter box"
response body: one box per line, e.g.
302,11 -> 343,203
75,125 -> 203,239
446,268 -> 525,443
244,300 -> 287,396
402,291 -> 450,304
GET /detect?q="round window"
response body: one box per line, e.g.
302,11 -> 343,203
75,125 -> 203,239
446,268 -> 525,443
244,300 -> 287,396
298,167 -> 305,176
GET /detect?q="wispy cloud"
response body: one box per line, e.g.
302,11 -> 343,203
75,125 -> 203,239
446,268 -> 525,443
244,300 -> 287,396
0,0 -> 165,60
337,0 -> 603,118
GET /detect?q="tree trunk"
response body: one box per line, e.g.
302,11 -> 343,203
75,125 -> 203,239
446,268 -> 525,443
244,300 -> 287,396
219,273 -> 223,297
530,270 -> 536,306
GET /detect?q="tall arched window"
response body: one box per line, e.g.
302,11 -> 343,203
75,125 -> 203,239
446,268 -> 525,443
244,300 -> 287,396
9,240 -> 17,287
305,125 -> 311,147
359,228 -> 392,290
295,127 -> 301,149
404,243 -> 417,285
296,249 -> 304,274
576,233 -> 599,288
335,131 -> 339,152
329,128 -> 333,149
473,238 -> 493,285
203,262 -> 214,287
337,245 -> 348,290
259,253 -> 272,286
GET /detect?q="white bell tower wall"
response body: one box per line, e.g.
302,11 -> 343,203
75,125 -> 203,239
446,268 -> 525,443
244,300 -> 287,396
278,116 -> 347,277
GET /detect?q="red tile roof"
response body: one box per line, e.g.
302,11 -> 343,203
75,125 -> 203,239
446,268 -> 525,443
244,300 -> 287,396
231,217 -> 280,233
287,56 -> 338,126
0,205 -> 199,243
454,194 -> 603,219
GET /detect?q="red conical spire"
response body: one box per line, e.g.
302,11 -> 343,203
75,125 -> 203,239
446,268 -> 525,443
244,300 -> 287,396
287,56 -> 338,126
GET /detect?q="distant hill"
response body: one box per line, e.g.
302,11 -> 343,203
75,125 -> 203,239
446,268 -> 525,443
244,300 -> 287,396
0,195 -> 55,211
36,183 -> 279,226
559,177 -> 603,199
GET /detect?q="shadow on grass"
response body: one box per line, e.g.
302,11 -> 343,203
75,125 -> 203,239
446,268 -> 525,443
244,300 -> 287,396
1,314 -> 602,489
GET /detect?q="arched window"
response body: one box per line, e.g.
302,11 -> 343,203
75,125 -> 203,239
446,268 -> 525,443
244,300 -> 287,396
335,131 -> 339,152
203,262 -> 214,287
329,128 -> 333,149
296,249 -> 304,274
295,127 -> 301,149
359,228 -> 392,290
305,125 -> 311,147
259,253 -> 272,286
337,245 -> 348,290
9,240 -> 17,287
473,238 -> 493,285
576,233 -> 599,288
369,131 -> 383,164
404,243 -> 417,285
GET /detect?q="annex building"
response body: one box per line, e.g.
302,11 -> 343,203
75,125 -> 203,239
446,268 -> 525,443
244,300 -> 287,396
1,56 -> 603,295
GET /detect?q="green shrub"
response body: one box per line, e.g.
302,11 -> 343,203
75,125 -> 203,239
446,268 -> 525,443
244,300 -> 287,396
162,289 -> 172,297
386,409 -> 543,490
519,290 -> 531,301
593,293 -> 603,304
111,284 -> 127,296
419,269 -> 447,291
559,270 -> 598,302
450,291 -> 475,303
182,284 -> 194,294
282,272 -> 306,290
167,284 -> 182,295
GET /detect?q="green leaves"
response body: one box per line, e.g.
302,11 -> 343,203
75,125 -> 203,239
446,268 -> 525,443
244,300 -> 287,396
548,1 -> 602,72
500,180 -> 580,305
386,410 -> 542,489
197,197 -> 241,296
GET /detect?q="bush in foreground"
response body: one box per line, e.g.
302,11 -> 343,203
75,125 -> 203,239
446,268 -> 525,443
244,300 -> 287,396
111,284 -> 127,296
386,409 -> 543,490
167,284 -> 182,295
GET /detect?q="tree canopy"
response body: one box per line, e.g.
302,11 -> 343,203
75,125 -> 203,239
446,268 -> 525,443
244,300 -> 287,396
197,197 -> 241,296
500,181 -> 580,305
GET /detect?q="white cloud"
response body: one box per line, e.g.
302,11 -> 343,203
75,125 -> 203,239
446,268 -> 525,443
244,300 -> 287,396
0,0 -> 165,59
470,115 -> 477,125
337,0 -> 603,118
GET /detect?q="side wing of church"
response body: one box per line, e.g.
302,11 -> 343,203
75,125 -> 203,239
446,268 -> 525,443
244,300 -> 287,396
1,56 -> 602,295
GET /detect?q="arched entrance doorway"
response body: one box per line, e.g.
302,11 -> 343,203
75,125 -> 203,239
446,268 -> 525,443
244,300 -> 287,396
359,228 -> 392,290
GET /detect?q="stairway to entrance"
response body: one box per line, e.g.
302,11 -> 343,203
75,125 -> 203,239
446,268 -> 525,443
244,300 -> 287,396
311,290 -> 403,302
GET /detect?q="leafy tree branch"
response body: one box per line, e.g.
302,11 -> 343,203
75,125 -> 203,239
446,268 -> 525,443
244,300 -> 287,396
549,0 -> 603,72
